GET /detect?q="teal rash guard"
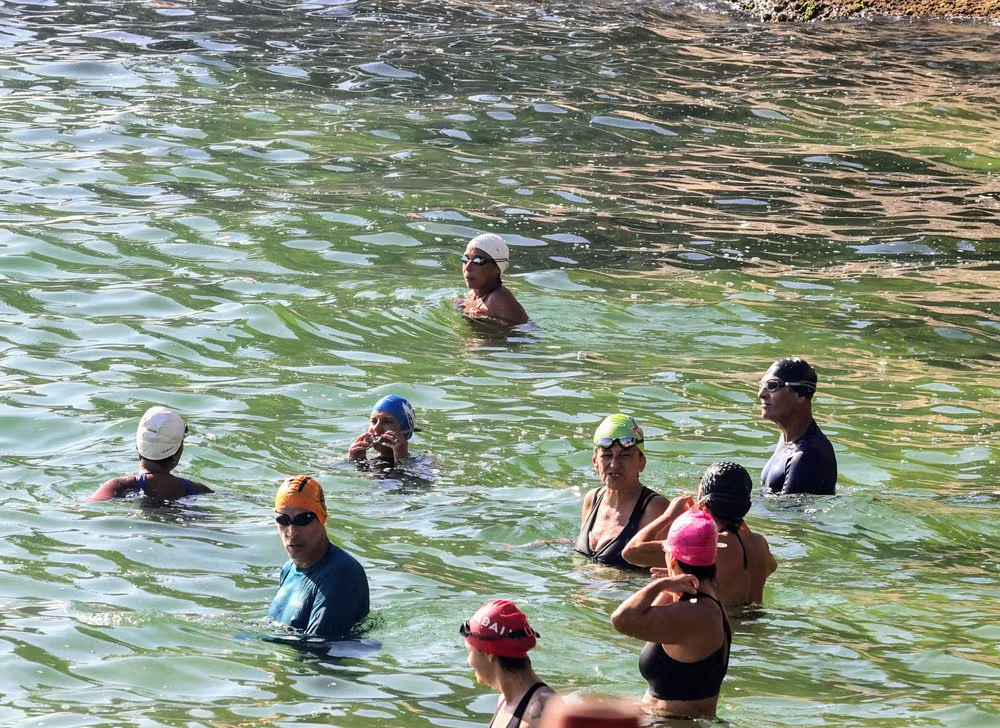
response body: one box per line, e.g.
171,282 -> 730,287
268,542 -> 370,639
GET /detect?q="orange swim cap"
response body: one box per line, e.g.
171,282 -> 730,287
274,474 -> 328,525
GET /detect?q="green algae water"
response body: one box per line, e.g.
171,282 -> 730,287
0,1 -> 997,726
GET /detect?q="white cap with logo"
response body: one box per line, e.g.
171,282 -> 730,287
469,233 -> 510,274
136,406 -> 186,460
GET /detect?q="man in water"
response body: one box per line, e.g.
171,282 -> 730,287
89,406 -> 212,501
758,357 -> 837,495
347,394 -> 419,468
268,475 -> 369,638
460,233 -> 529,325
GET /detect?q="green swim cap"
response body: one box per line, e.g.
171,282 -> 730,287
593,414 -> 645,454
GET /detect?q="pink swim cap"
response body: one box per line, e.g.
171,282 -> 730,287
665,509 -> 719,567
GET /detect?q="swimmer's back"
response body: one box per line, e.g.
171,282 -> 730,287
716,526 -> 776,607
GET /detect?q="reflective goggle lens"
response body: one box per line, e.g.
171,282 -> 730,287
595,436 -> 643,450
274,511 -> 318,527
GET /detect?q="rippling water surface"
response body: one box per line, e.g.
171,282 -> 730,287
0,1 -> 997,726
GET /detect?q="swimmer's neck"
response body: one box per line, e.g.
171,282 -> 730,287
469,280 -> 502,299
777,411 -> 814,443
602,479 -> 644,500
496,665 -> 544,708
139,458 -> 176,475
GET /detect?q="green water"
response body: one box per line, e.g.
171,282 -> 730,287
0,1 -> 997,726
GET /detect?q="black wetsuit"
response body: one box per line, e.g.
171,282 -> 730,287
489,682 -> 548,728
760,419 -> 837,495
575,485 -> 658,569
638,592 -> 732,701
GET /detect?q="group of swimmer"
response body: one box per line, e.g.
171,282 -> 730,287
86,232 -> 840,726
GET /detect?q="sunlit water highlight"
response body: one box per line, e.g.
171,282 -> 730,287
0,1 -> 997,726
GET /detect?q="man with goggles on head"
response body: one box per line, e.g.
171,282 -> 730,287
575,414 -> 668,569
757,357 -> 837,495
268,475 -> 369,638
459,233 -> 529,326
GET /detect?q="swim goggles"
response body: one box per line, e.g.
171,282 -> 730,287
595,436 -> 644,450
462,254 -> 508,267
459,621 -> 539,640
274,511 -> 318,527
759,379 -> 815,392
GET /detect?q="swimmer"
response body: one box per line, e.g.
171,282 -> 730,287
89,406 -> 211,501
575,414 -> 668,569
268,475 -> 370,638
622,462 -> 777,607
461,233 -> 529,325
611,510 -> 731,721
758,357 -> 837,495
461,599 -> 560,727
347,394 -> 419,467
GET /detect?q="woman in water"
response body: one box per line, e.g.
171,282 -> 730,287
611,509 -> 731,720
462,599 -> 559,727
576,414 -> 668,569
460,233 -> 528,325
347,394 -> 419,467
622,461 -> 777,607
89,406 -> 211,501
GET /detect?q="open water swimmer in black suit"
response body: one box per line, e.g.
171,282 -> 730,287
758,357 -> 837,495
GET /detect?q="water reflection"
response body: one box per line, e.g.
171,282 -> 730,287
0,1 -> 997,727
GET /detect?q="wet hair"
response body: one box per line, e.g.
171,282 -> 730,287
698,461 -> 752,530
498,655 -> 531,672
675,558 -> 717,582
768,357 -> 818,399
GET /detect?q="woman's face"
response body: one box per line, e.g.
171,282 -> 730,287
592,441 -> 646,489
463,245 -> 501,292
466,644 -> 495,687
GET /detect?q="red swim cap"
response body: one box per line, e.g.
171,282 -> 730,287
461,599 -> 538,658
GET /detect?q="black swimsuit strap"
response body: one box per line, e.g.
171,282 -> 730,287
511,682 -> 546,722
490,682 -> 547,728
732,527 -> 748,569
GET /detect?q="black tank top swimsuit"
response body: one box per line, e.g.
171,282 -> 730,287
638,592 -> 732,701
575,485 -> 657,569
134,471 -> 196,497
488,682 -> 548,728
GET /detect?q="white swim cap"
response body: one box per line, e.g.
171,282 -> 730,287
136,406 -> 187,460
468,233 -> 510,274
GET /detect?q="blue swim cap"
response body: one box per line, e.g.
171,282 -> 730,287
371,395 -> 418,439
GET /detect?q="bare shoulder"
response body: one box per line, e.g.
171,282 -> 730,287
484,286 -> 528,325
747,529 -> 777,573
522,687 -> 561,727
636,491 -> 669,527
88,475 -> 136,501
190,480 -> 213,494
